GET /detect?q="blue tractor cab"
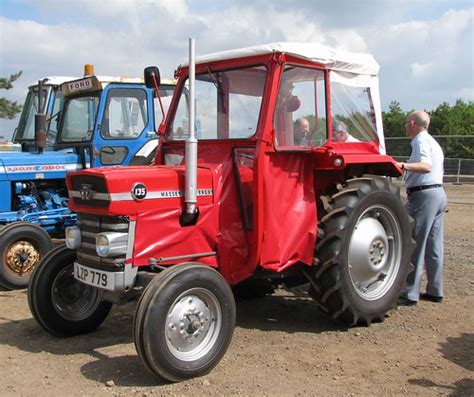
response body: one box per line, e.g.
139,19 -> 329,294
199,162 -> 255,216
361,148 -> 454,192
10,76 -> 75,152
0,65 -> 175,289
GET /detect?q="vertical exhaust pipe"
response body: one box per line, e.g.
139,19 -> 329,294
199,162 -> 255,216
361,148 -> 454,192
34,79 -> 47,153
185,38 -> 198,215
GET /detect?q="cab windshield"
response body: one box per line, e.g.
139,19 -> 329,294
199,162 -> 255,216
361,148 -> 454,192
14,86 -> 51,141
59,93 -> 100,142
169,65 -> 267,140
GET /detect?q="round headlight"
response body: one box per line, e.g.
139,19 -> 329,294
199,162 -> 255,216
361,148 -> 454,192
65,226 -> 81,249
96,234 -> 110,257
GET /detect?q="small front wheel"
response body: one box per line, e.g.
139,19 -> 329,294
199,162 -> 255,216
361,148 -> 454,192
28,245 -> 112,337
134,263 -> 236,382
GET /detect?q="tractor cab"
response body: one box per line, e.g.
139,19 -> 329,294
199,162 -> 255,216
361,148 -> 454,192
55,65 -> 176,168
166,43 -> 385,151
12,76 -> 74,152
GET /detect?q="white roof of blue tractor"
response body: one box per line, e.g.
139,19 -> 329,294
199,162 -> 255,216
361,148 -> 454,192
62,74 -> 175,97
28,76 -> 77,88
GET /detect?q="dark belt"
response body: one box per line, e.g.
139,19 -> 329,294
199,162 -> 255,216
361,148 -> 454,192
406,184 -> 442,195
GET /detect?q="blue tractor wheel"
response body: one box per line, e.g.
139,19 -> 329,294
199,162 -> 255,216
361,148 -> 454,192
0,222 -> 54,290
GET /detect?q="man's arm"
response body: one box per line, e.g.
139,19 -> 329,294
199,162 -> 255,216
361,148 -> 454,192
397,161 -> 431,173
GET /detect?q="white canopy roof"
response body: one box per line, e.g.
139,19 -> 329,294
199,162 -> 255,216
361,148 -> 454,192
28,76 -> 77,87
186,42 -> 379,76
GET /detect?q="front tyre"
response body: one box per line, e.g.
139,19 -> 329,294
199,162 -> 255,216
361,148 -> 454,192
134,263 -> 236,382
28,245 -> 112,337
0,222 -> 54,290
310,176 -> 414,326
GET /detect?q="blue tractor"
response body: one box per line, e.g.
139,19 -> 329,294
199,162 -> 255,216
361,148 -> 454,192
0,65 -> 175,289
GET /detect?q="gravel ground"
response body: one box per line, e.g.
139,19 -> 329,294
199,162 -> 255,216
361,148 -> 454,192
0,184 -> 473,396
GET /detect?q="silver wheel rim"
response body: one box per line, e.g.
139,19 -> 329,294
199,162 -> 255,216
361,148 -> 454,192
165,287 -> 222,361
51,264 -> 103,321
348,204 -> 402,300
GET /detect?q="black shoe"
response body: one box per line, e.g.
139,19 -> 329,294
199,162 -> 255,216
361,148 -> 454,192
420,293 -> 443,303
397,297 -> 417,306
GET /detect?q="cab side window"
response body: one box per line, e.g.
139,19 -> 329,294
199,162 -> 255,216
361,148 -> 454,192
330,81 -> 378,143
101,88 -> 148,139
274,65 -> 327,148
48,91 -> 64,143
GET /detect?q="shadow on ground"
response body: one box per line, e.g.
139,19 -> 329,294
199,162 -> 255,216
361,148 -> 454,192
408,333 -> 474,396
80,352 -> 165,387
439,333 -> 474,371
408,377 -> 474,396
236,292 -> 346,333
0,303 -> 136,356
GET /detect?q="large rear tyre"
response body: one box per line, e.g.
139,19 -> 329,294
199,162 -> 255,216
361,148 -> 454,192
0,222 -> 54,290
134,263 -> 236,382
28,245 -> 112,337
310,176 -> 414,326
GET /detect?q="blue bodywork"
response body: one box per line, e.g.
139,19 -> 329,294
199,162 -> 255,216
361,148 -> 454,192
0,151 -> 80,233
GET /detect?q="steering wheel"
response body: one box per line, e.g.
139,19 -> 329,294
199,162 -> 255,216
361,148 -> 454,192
101,146 -> 117,155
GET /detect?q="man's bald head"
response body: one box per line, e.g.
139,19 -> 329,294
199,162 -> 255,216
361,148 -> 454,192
407,111 -> 430,129
405,110 -> 430,139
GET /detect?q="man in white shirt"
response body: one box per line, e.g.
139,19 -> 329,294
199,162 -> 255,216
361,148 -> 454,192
397,111 -> 447,306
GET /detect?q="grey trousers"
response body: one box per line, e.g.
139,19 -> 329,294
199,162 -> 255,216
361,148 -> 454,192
405,187 -> 448,301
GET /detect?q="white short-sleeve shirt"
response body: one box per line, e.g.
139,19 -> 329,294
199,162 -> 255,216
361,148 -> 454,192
405,130 -> 444,188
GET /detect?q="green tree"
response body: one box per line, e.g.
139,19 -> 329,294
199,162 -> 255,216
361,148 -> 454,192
382,101 -> 410,156
383,101 -> 406,137
0,71 -> 23,119
429,99 -> 474,158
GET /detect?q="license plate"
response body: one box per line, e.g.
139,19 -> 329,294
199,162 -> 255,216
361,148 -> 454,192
74,262 -> 116,291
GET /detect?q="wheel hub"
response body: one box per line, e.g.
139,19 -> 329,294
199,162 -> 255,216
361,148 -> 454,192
51,265 -> 103,321
168,296 -> 212,348
349,217 -> 389,282
369,239 -> 386,269
5,241 -> 40,275
165,288 -> 222,362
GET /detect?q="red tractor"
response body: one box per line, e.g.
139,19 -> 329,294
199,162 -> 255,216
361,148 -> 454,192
29,41 -> 413,382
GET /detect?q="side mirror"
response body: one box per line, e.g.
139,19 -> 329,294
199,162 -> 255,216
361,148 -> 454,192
144,66 -> 161,89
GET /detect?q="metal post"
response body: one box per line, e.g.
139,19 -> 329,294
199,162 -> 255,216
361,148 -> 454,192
456,158 -> 462,184
185,38 -> 198,214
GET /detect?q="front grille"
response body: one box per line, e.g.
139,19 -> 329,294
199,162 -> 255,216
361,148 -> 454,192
70,175 -> 109,207
76,213 -> 129,271
70,175 -> 108,192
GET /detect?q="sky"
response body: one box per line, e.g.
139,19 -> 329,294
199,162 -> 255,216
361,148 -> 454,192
0,0 -> 473,138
